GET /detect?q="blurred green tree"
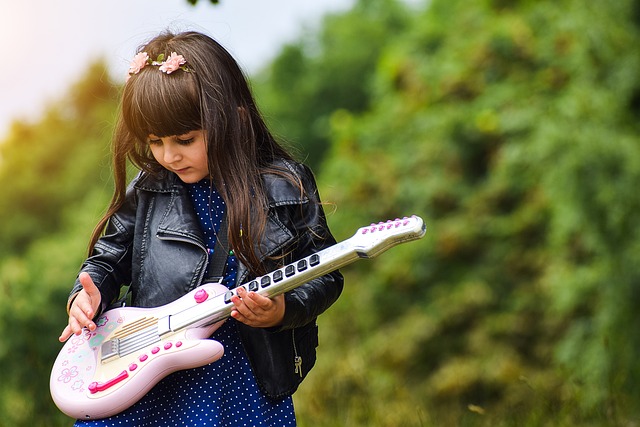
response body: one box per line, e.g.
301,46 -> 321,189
253,0 -> 411,169
295,0 -> 640,425
0,61 -> 117,425
0,61 -> 118,258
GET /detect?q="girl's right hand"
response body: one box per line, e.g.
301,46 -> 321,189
58,272 -> 102,342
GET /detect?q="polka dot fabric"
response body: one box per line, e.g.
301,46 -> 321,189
74,180 -> 296,426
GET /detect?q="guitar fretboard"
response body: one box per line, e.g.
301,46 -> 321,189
165,239 -> 357,332
164,216 -> 425,333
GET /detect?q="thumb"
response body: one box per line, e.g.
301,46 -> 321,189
79,272 -> 100,299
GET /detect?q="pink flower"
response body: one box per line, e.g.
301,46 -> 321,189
159,52 -> 186,74
128,52 -> 149,75
58,366 -> 79,384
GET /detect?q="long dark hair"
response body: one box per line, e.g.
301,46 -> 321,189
90,30 -> 298,274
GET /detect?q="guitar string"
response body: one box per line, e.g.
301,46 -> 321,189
108,183 -> 223,359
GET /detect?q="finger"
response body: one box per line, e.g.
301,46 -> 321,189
76,300 -> 96,322
69,301 -> 97,332
230,308 -> 244,322
244,292 -> 274,311
233,287 -> 257,311
231,293 -> 255,319
230,305 -> 255,326
79,272 -> 101,300
236,287 -> 272,314
67,315 -> 85,337
233,288 -> 253,313
78,272 -> 102,319
59,325 -> 73,342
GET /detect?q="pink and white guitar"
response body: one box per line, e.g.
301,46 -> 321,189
50,215 -> 426,420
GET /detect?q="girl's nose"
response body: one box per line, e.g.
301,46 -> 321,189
163,143 -> 182,163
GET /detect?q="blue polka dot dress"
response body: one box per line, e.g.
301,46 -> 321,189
74,179 -> 296,426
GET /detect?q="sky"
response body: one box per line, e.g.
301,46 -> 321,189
0,0 -> 354,137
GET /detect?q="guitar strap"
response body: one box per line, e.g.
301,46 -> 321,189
204,212 -> 229,284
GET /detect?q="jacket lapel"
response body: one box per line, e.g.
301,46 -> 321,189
135,171 -> 206,249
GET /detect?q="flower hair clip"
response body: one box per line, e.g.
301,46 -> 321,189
127,52 -> 192,81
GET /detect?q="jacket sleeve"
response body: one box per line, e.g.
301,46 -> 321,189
68,178 -> 139,317
277,162 -> 344,330
231,160 -> 345,398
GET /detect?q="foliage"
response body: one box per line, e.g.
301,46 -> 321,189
254,0 -> 411,169
0,61 -> 118,259
1,0 -> 640,425
292,0 -> 640,425
0,61 -> 117,426
0,190 -> 110,426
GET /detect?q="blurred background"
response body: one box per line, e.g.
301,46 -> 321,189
1,0 -> 640,425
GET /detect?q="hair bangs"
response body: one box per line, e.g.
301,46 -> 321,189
123,69 -> 202,143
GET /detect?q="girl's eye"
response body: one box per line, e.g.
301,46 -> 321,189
147,138 -> 162,146
177,138 -> 195,145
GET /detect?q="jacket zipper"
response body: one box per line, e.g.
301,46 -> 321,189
292,328 -> 303,378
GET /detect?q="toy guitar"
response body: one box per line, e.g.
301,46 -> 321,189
50,215 -> 426,420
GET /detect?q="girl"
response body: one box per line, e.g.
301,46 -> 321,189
58,30 -> 343,426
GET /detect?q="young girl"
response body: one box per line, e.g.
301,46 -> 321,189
58,30 -> 343,426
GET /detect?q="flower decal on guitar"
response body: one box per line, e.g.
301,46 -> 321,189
96,315 -> 109,328
89,334 -> 106,348
71,380 -> 85,392
66,336 -> 86,354
58,366 -> 79,384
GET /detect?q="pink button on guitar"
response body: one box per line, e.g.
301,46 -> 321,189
194,289 -> 209,303
151,347 -> 160,354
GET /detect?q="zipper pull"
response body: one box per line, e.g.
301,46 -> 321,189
294,356 -> 303,378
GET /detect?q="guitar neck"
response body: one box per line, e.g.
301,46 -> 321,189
163,216 -> 426,334
165,238 -> 358,332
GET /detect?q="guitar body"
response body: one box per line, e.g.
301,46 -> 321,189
50,282 -> 228,420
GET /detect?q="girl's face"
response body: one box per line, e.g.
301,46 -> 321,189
147,130 -> 209,183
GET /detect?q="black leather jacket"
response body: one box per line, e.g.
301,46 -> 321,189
69,158 -> 344,398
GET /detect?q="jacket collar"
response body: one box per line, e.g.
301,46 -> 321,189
133,169 -> 177,193
133,160 -> 311,207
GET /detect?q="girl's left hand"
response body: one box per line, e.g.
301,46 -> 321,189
230,287 -> 285,328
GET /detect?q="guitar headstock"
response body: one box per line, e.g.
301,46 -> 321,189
349,215 -> 426,258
